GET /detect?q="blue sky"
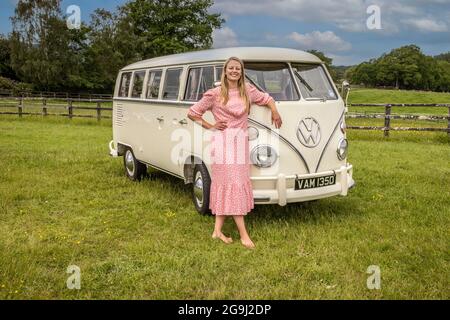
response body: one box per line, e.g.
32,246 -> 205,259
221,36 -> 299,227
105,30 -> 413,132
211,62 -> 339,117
1,0 -> 449,66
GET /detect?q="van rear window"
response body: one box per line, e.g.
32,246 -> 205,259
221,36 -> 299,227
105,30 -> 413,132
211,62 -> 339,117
162,68 -> 182,100
184,66 -> 215,101
118,72 -> 132,97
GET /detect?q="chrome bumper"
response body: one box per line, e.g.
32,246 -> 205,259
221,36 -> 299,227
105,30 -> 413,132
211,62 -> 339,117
109,140 -> 119,157
251,164 -> 355,206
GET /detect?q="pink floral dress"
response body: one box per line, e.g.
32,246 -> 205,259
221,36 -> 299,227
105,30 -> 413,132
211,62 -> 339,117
187,83 -> 274,215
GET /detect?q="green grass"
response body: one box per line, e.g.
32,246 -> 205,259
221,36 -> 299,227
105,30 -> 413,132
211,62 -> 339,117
0,115 -> 449,299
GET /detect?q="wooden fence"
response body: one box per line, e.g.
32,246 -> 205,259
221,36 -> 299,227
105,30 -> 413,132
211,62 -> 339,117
0,97 -> 112,121
0,97 -> 449,137
347,103 -> 450,137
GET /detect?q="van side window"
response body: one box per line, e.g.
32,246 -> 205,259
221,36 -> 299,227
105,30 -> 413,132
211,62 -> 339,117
131,71 -> 146,98
146,70 -> 162,99
162,68 -> 182,100
184,66 -> 215,101
118,72 -> 132,97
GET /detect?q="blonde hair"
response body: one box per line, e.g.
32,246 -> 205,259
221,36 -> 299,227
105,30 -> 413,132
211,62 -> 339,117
220,57 -> 251,114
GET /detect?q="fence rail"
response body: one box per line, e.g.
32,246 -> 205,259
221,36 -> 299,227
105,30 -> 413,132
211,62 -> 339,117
0,97 -> 112,121
0,98 -> 449,137
347,103 -> 450,137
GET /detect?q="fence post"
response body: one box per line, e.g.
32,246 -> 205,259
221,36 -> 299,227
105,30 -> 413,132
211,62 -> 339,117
96,102 -> 101,121
448,106 -> 450,138
384,104 -> 391,137
68,99 -> 73,119
18,97 -> 23,118
42,98 -> 47,116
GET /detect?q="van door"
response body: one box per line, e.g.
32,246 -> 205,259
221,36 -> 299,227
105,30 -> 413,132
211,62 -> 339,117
150,67 -> 185,175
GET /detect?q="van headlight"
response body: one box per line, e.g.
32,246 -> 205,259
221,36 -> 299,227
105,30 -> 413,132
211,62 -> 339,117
251,145 -> 278,168
337,138 -> 348,160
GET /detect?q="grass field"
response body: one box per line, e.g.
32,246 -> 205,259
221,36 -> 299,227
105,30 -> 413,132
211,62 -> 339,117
0,113 -> 448,299
348,88 -> 450,116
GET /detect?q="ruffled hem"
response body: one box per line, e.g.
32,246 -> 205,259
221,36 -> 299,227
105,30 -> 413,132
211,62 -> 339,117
209,179 -> 254,215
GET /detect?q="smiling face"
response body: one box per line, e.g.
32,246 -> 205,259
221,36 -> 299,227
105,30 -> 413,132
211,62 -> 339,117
225,59 -> 243,83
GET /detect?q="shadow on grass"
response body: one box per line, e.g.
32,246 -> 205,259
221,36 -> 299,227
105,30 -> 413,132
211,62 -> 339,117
134,167 -> 362,226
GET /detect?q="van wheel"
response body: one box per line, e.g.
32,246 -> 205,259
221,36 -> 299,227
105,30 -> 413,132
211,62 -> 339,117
192,163 -> 212,215
123,148 -> 146,181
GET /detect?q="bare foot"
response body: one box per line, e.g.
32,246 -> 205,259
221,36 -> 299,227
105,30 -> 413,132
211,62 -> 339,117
240,238 -> 255,249
212,232 -> 233,244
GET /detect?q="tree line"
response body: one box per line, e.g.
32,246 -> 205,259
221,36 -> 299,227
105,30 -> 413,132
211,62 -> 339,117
345,45 -> 450,92
0,0 -> 223,94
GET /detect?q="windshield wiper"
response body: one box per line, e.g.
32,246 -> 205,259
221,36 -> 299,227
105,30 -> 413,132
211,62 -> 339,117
293,69 -> 314,92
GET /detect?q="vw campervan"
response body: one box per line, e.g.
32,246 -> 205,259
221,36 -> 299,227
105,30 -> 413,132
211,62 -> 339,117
109,47 -> 355,214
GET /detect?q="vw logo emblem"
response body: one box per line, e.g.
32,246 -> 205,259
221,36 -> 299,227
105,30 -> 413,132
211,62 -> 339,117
297,117 -> 321,148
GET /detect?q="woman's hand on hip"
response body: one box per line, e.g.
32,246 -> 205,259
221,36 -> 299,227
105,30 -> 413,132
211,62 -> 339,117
212,120 -> 228,131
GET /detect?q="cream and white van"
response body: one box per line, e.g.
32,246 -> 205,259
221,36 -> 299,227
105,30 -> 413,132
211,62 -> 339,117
109,47 -> 355,214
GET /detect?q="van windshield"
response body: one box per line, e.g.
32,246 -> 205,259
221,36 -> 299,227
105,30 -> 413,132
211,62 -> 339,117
291,63 -> 337,100
244,62 -> 299,101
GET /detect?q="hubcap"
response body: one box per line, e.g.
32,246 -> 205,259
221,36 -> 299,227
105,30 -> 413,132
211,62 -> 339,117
125,150 -> 135,176
193,171 -> 204,207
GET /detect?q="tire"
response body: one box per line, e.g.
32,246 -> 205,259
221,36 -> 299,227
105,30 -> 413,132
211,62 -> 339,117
192,163 -> 212,215
123,148 -> 146,181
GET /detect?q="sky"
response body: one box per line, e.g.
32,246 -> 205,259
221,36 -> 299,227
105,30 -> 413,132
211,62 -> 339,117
1,0 -> 449,66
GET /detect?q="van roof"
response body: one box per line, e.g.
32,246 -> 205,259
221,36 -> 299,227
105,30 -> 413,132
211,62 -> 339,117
121,47 -> 322,71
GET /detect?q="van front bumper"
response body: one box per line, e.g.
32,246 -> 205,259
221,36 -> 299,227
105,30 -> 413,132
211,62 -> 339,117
251,164 -> 355,206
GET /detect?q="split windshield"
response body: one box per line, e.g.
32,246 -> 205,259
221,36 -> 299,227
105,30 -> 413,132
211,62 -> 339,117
244,62 -> 337,101
244,63 -> 299,101
291,63 -> 337,100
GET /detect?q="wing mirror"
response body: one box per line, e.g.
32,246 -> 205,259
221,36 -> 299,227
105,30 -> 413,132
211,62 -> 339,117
341,80 -> 350,109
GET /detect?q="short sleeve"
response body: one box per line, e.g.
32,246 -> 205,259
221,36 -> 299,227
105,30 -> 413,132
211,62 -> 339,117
187,88 -> 216,117
247,83 -> 274,105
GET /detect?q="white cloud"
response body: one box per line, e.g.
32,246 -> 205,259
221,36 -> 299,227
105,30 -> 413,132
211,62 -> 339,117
212,0 -> 450,34
402,18 -> 448,32
287,31 -> 352,52
212,27 -> 239,48
213,0 -> 367,32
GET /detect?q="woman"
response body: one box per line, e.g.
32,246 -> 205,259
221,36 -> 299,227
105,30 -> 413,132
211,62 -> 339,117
187,57 -> 282,249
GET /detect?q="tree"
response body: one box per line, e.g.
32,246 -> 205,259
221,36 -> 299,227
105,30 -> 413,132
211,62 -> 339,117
10,0 -> 64,90
118,0 -> 224,59
81,0 -> 224,92
435,52 -> 450,63
8,0 -> 224,92
0,35 -> 16,79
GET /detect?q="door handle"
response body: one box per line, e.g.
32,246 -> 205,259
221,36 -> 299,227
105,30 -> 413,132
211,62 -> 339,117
178,119 -> 188,125
157,116 -> 164,121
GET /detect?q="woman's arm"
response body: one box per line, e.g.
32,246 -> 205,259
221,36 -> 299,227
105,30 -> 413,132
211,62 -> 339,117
187,113 -> 228,130
247,83 -> 283,129
187,89 -> 227,131
265,99 -> 282,129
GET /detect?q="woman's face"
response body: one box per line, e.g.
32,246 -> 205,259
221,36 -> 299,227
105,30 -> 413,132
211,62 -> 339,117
225,59 -> 242,83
